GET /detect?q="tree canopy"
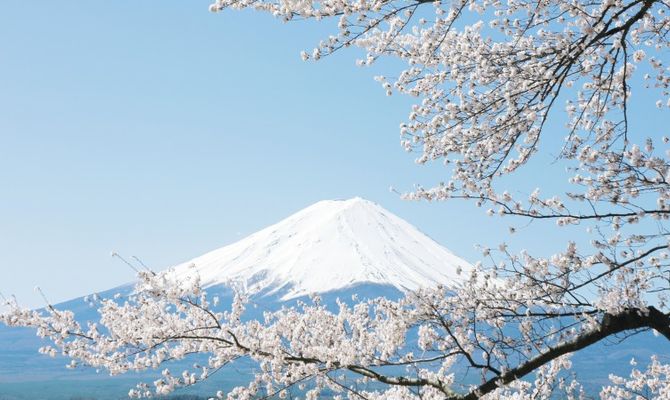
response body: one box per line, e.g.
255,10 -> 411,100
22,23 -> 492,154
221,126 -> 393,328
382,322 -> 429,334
3,0 -> 670,398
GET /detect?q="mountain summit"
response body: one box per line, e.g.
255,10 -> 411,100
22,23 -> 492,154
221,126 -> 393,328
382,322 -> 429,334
170,197 -> 472,299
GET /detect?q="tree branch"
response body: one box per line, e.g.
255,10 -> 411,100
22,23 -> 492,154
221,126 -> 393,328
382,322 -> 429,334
453,306 -> 670,399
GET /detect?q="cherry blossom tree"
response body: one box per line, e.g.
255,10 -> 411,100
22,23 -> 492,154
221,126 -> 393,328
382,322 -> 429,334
3,0 -> 670,398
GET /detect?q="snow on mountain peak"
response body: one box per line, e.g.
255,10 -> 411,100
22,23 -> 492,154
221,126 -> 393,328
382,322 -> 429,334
170,198 -> 472,299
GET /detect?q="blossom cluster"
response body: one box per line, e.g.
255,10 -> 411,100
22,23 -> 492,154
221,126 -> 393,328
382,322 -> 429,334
2,261 -> 667,399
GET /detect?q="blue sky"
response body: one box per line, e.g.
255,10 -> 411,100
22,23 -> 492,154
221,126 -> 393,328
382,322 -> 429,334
1,1 -> 661,309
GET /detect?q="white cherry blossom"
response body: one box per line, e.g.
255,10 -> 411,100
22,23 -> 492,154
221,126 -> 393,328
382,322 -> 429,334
3,0 -> 670,397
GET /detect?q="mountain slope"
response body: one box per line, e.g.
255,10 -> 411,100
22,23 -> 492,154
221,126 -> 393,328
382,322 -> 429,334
169,197 -> 472,299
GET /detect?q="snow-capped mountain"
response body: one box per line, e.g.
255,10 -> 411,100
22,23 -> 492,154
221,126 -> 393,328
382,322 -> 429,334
168,197 -> 472,299
0,197 -> 474,399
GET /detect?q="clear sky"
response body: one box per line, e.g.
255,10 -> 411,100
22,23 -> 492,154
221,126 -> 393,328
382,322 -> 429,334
0,1 -> 660,309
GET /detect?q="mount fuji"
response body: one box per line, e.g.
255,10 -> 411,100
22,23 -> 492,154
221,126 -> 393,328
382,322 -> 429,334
168,197 -> 471,300
0,197 -> 473,399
